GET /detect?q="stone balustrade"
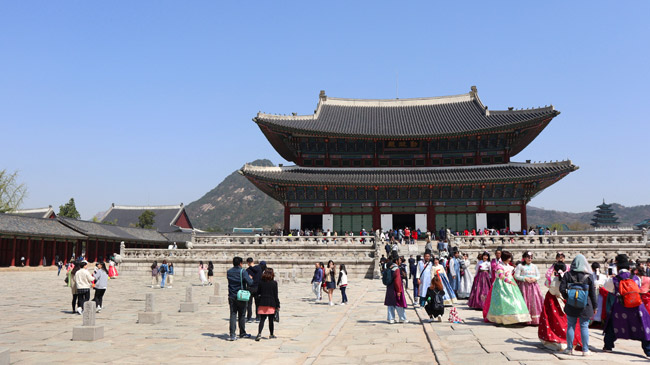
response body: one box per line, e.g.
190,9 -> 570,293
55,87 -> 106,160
450,232 -> 647,248
119,238 -> 377,279
193,235 -> 374,246
117,232 -> 649,280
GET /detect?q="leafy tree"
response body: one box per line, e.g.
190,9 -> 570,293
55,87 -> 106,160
58,198 -> 81,219
0,169 -> 27,213
137,210 -> 156,229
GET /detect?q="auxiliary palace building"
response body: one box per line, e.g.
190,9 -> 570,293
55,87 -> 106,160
241,87 -> 578,235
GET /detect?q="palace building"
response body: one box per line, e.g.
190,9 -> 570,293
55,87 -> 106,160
240,87 -> 578,234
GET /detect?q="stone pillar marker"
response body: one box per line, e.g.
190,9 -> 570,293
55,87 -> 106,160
0,347 -> 9,365
208,282 -> 224,305
180,286 -> 198,312
72,301 -> 104,341
138,293 -> 162,324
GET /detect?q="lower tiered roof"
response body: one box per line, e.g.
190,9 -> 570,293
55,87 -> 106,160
240,161 -> 578,187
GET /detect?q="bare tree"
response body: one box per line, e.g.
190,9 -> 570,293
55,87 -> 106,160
0,169 -> 28,213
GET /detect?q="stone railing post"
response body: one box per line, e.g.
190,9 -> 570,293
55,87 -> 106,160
138,293 -> 162,324
72,301 -> 104,341
373,239 -> 381,279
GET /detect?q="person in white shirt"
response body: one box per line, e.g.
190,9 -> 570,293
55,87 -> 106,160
74,261 -> 95,314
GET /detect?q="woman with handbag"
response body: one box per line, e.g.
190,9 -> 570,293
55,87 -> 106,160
255,268 -> 280,341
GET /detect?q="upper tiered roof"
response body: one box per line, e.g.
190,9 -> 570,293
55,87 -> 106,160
254,86 -> 558,138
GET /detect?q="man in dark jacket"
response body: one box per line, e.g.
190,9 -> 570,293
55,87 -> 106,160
227,256 -> 254,341
245,257 -> 261,323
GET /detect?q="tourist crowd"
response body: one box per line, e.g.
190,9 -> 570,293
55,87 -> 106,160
65,255 -> 120,315
399,243 -> 650,358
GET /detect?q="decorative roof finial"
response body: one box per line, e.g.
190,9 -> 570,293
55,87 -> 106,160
319,90 -> 327,101
470,85 -> 477,94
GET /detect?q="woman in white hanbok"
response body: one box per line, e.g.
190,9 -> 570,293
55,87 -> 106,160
457,253 -> 474,299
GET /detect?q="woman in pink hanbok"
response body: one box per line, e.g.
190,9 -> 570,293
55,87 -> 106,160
514,251 -> 544,325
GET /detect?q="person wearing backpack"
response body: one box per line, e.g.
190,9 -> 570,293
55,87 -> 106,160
383,258 -> 408,324
159,260 -> 169,289
539,262 -> 582,351
560,254 -> 597,356
424,275 -> 446,322
601,254 -> 650,357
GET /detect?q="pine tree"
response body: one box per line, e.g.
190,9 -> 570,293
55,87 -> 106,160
137,210 -> 156,229
58,198 -> 81,219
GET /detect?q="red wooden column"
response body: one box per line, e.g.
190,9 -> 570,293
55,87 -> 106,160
63,239 -> 69,264
283,205 -> 290,234
51,241 -> 56,265
90,239 -> 97,262
39,238 -> 45,266
11,236 -> 17,266
0,238 -> 4,266
427,204 -> 436,233
372,205 -> 380,232
103,241 -> 108,260
26,238 -> 32,266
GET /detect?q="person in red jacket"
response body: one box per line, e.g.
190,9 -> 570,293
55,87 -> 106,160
384,257 -> 408,324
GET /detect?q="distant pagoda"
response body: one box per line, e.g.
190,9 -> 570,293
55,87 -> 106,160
591,200 -> 619,227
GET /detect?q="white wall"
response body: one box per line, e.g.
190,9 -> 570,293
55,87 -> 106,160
289,214 -> 301,230
323,214 -> 333,232
381,214 -> 393,231
476,213 -> 487,231
415,214 -> 427,231
509,213 -> 522,232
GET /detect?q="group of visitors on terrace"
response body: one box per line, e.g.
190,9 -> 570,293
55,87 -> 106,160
381,240 -> 650,358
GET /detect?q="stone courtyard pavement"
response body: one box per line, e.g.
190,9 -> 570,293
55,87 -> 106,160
0,270 -> 648,364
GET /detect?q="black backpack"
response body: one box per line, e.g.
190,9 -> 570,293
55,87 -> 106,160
432,290 -> 444,311
382,267 -> 395,286
159,265 -> 167,274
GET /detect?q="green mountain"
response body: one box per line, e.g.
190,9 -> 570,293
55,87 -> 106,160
185,159 -> 283,232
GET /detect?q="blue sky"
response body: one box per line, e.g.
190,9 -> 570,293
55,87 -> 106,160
1,1 -> 648,219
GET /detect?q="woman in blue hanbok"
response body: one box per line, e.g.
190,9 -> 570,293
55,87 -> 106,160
448,249 -> 462,295
432,257 -> 457,305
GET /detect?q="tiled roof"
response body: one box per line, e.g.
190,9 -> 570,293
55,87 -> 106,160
0,213 -> 85,239
99,204 -> 187,233
162,232 -> 192,243
254,87 -> 558,138
59,218 -> 168,243
240,161 -> 578,186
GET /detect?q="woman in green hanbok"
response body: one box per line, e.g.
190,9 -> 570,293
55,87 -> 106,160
486,251 -> 532,325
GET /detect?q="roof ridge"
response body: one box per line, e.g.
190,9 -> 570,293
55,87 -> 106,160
11,207 -> 52,213
110,205 -> 183,210
255,91 -> 475,120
